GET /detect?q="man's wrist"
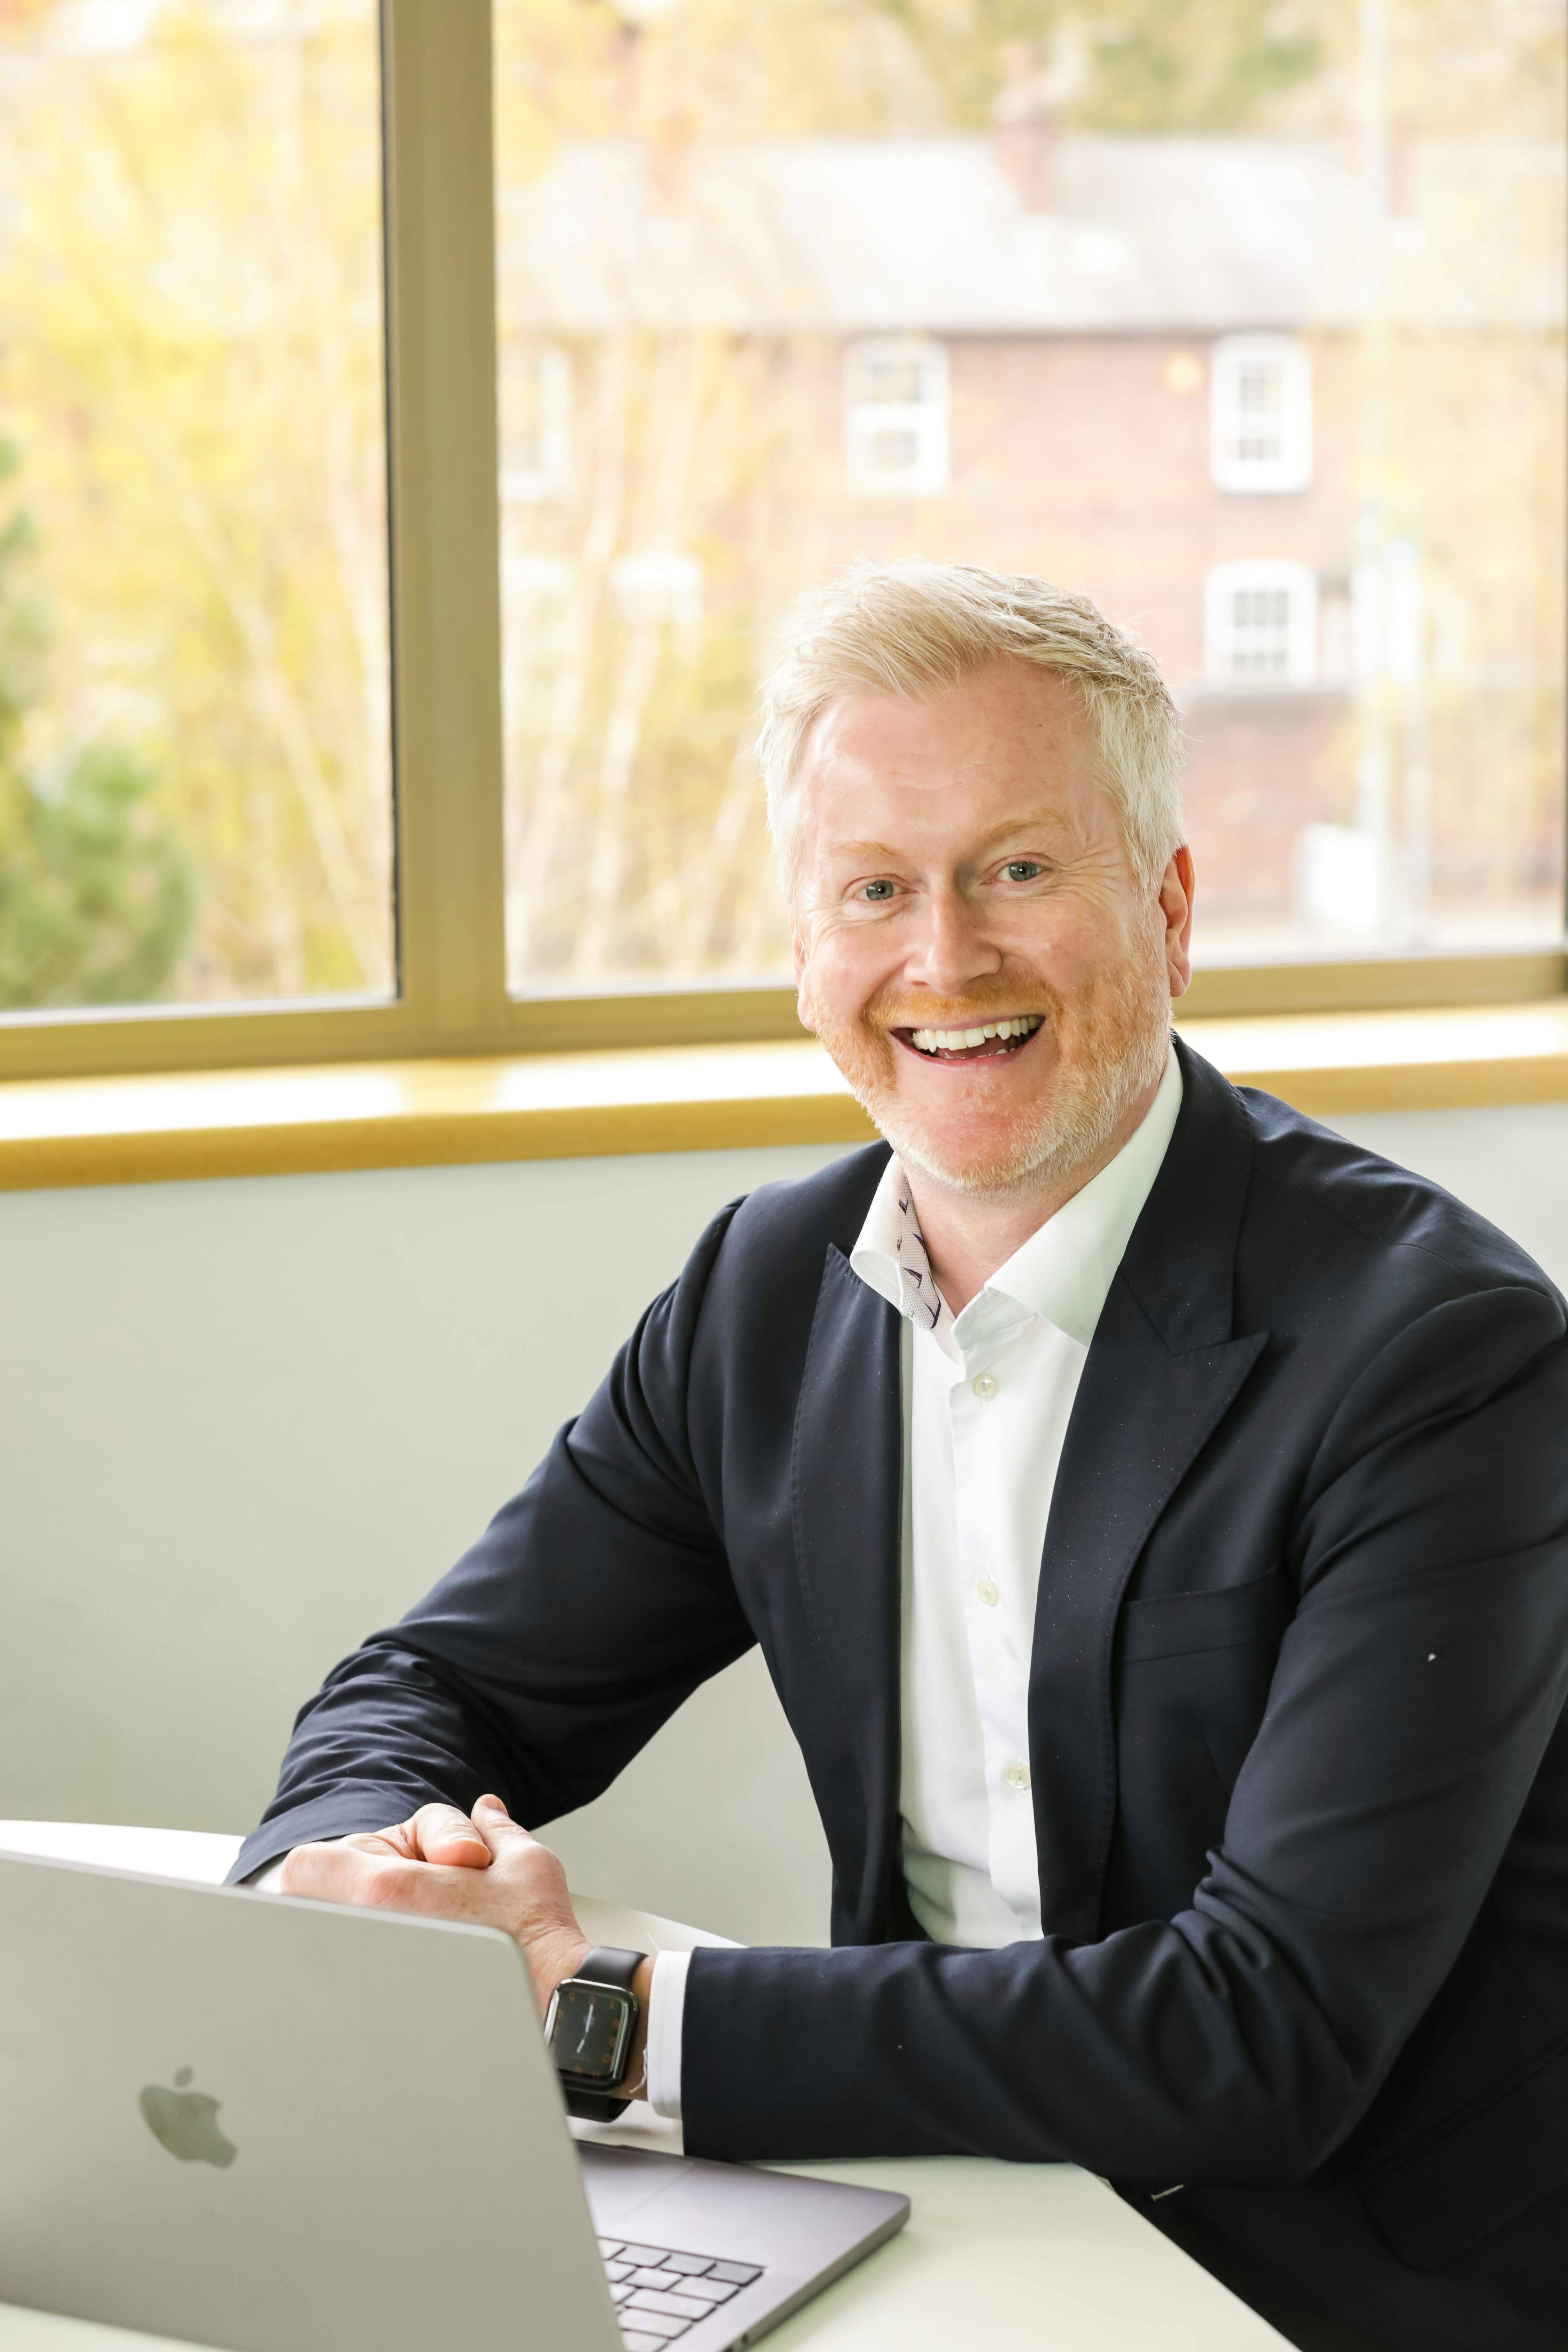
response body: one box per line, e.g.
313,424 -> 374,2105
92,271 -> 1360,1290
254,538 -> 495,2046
539,1944 -> 655,2105
528,1929 -> 593,2018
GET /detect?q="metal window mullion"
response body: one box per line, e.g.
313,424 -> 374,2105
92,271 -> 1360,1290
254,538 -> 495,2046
381,0 -> 507,1050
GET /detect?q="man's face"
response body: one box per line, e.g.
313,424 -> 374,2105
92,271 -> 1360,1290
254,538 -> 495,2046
791,656 -> 1192,1196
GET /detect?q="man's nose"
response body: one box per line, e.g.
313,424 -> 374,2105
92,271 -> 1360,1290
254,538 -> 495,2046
906,886 -> 1003,999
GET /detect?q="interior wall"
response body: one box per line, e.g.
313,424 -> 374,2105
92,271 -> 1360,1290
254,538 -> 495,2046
3,1098 -> 1567,1949
0,1144 -> 850,1946
1334,1101 -> 1568,1293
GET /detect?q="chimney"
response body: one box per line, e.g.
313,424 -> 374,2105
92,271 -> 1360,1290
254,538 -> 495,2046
990,40 -> 1058,215
990,29 -> 1087,214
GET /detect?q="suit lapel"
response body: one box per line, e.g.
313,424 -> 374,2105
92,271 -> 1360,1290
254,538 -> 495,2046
791,1245 -> 904,1939
1029,1043 -> 1269,1941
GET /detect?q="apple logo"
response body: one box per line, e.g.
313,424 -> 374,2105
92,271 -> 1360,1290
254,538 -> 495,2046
138,2067 -> 238,2168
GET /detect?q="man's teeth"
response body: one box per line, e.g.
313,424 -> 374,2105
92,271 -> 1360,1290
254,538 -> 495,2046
909,1015 -> 1043,1054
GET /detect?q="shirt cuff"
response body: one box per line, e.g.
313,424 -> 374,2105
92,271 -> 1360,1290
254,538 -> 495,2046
645,1948 -> 691,2121
247,1856 -> 289,1892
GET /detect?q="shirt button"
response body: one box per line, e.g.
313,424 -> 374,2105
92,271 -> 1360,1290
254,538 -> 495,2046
1004,1762 -> 1031,1791
977,1578 -> 999,1607
972,1373 -> 998,1400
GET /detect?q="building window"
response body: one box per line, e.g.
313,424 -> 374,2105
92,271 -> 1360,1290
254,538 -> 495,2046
1204,561 -> 1320,690
844,338 -> 950,499
610,551 -> 705,638
500,346 -> 573,505
1210,336 -> 1313,495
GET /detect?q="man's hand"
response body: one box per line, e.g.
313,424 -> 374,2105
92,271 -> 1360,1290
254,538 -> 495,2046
279,1795 -> 592,2021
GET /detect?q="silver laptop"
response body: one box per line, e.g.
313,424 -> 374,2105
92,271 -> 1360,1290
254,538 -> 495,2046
0,1850 -> 908,2352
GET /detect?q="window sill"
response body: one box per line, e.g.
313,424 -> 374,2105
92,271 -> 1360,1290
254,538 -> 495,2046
2,1000 -> 1568,1192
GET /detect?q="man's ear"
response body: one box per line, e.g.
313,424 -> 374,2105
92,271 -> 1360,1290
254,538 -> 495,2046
792,927 -> 818,1034
1161,844 -> 1196,1001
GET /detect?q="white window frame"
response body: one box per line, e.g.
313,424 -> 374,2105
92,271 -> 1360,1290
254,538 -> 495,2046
1210,334 -> 1313,495
844,336 -> 950,499
500,344 -> 572,505
1204,559 -> 1320,691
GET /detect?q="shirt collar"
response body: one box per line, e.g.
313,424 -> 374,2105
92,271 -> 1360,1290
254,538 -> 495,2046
849,1046 -> 1183,1352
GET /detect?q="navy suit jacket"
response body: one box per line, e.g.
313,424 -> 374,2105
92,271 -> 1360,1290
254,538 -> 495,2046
236,1040 -> 1568,2273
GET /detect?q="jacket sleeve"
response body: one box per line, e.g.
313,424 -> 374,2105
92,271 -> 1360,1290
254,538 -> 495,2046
680,1281 -> 1568,2181
229,1204 -> 755,1883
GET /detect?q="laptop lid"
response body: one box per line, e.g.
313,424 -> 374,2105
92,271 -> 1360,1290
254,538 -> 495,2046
0,1849 -> 622,2352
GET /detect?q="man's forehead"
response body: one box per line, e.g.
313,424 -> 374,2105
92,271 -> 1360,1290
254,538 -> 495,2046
798,694 -> 1109,860
805,663 -> 1087,761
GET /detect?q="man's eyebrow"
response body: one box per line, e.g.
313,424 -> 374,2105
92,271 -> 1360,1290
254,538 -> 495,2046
819,816 -> 1069,864
968,813 -> 1071,852
820,839 -> 907,864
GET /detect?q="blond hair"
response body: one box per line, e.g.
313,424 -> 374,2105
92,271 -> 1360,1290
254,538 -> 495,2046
757,560 -> 1185,902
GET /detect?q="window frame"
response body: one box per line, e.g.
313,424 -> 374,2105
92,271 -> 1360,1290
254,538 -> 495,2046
0,0 -> 1561,1086
844,336 -> 952,500
1210,332 -> 1315,495
1204,559 -> 1321,692
500,346 -> 573,508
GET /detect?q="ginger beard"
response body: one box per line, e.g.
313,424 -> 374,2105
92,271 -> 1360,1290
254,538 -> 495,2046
809,947 -> 1173,1199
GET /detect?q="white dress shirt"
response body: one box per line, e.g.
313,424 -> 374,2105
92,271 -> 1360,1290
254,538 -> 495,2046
644,1045 -> 1182,2113
260,1051 -> 1183,2121
849,1048 -> 1184,1947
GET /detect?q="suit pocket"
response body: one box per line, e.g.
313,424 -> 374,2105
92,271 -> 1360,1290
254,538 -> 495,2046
1120,1571 -> 1286,1665
1110,1575 -> 1289,1913
1357,2029 -> 1568,2269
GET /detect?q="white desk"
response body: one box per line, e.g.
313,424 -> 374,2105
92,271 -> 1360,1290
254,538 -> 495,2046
0,1823 -> 1288,2351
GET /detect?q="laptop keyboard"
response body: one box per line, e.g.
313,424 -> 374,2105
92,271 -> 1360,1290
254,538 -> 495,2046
597,2235 -> 765,2348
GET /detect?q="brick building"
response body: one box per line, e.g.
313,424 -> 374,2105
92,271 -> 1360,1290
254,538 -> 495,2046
496,118 -> 1564,974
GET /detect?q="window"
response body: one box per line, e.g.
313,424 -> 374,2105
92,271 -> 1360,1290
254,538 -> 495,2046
845,340 -> 951,500
0,0 -> 1563,1080
1210,336 -> 1314,495
0,0 -> 391,1021
500,348 -> 572,507
1205,563 -> 1320,691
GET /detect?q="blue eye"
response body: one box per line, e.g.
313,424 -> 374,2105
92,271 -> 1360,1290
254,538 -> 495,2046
862,880 -> 896,900
1004,861 -> 1041,881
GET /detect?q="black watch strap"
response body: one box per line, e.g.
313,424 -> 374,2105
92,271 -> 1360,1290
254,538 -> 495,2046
578,1946 -> 644,1993
564,2087 -> 629,2121
558,1947 -> 647,2121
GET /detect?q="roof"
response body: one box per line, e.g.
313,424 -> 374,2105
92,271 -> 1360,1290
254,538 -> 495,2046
497,132 -> 1566,339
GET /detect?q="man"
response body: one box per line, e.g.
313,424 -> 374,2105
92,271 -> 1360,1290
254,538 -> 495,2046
237,564 -> 1568,2352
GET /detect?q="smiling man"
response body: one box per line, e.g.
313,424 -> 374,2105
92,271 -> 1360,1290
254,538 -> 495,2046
237,565 -> 1568,2352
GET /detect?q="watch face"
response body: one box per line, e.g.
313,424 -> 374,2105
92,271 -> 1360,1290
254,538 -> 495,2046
549,1980 -> 633,2085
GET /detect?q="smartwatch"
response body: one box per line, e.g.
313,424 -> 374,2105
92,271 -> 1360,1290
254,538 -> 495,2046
545,1945 -> 647,2121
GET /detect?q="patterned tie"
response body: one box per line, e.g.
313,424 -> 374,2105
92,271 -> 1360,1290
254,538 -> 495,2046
894,1184 -> 944,1330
